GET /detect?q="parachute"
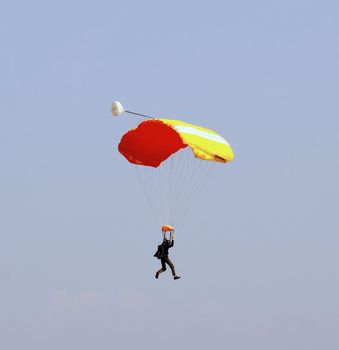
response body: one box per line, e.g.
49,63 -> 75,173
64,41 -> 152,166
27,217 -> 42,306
113,102 -> 234,230
119,119 -> 233,166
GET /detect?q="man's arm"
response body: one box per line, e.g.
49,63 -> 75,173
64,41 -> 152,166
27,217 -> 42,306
170,235 -> 174,247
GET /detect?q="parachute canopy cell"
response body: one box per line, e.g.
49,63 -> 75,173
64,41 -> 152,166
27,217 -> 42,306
118,119 -> 234,168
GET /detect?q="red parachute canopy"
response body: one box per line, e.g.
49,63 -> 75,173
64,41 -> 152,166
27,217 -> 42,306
118,120 -> 187,167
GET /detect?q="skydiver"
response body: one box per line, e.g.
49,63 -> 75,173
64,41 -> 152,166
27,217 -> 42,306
154,235 -> 181,280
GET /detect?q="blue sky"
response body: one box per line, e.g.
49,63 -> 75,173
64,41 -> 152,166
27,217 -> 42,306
1,1 -> 339,349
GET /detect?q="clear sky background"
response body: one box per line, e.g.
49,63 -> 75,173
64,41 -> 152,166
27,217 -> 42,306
1,1 -> 339,349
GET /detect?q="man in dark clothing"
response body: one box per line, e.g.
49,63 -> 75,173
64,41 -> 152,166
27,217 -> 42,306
154,237 -> 181,280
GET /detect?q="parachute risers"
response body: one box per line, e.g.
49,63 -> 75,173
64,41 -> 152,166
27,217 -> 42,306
162,225 -> 174,241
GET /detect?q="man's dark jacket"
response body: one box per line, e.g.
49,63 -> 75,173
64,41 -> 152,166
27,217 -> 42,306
154,240 -> 174,259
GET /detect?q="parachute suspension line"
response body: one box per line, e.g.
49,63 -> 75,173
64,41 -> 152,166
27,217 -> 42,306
173,149 -> 202,225
181,156 -> 209,209
159,148 -> 202,227
165,159 -> 171,222
137,163 -> 167,225
176,150 -> 191,199
134,156 -> 176,226
172,149 -> 188,225
174,149 -> 191,225
175,161 -> 216,227
159,158 -> 167,223
172,150 -> 191,225
135,166 -> 160,222
169,155 -> 174,225
162,157 -> 172,224
125,110 -> 154,119
158,165 -> 167,220
172,152 -> 194,225
159,150 -> 178,226
167,153 -> 177,225
176,150 -> 217,227
168,149 -> 186,226
133,147 -> 220,228
155,163 -> 168,225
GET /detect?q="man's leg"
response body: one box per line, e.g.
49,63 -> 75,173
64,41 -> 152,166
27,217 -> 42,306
164,257 -> 176,277
155,259 -> 166,279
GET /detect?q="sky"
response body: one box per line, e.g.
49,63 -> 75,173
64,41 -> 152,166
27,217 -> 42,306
1,0 -> 339,349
